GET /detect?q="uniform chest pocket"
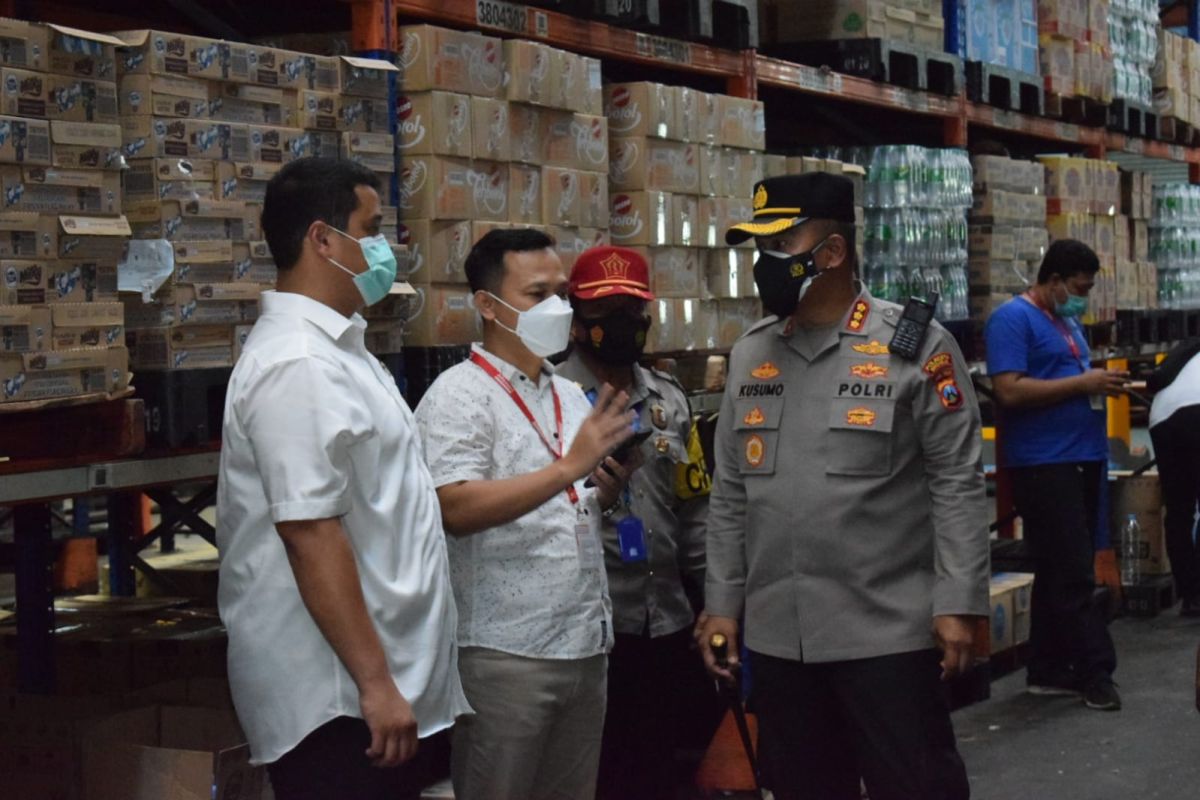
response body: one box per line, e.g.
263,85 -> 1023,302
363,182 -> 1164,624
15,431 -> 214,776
733,397 -> 783,476
825,397 -> 895,477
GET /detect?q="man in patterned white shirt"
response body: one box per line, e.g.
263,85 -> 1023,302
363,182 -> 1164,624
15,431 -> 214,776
415,228 -> 636,800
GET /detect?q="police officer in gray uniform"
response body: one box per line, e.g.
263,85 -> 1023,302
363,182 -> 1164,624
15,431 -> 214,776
695,173 -> 990,800
557,245 -> 714,800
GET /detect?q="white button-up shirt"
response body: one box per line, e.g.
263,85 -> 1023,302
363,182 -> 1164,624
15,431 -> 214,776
217,290 -> 470,765
415,344 -> 612,659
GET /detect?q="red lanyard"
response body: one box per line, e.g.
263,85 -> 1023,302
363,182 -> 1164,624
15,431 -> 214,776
470,351 -> 579,505
1024,293 -> 1083,363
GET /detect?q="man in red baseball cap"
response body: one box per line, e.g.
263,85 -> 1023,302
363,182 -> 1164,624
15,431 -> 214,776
558,245 -> 716,800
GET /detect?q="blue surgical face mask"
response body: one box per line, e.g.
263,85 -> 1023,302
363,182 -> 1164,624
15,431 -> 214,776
1054,286 -> 1088,318
326,226 -> 398,306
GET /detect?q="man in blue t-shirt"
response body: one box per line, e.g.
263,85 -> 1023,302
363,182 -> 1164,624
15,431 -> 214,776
985,239 -> 1127,712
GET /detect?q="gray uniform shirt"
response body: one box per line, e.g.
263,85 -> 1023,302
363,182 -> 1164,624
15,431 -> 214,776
705,288 -> 990,662
559,352 -> 709,637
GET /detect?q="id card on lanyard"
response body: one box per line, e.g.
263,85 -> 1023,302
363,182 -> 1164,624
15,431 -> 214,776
1025,295 -> 1102,411
470,352 -> 602,570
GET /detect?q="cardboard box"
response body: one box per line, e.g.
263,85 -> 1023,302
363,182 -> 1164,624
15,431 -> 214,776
508,163 -> 543,225
397,218 -> 473,285
509,103 -> 546,165
118,73 -> 211,118
82,705 -> 265,800
504,40 -> 556,106
0,165 -> 120,215
0,17 -> 51,73
126,198 -> 258,242
556,50 -> 600,114
395,91 -> 472,157
49,119 -> 124,170
120,117 -> 252,161
1110,471 -> 1173,576
609,137 -> 699,194
543,112 -> 608,172
989,579 -> 1016,652
214,161 -> 280,203
396,156 -> 508,222
717,96 -> 765,150
541,166 -> 581,227
338,131 -> 394,173
123,157 -> 215,202
402,283 -> 481,346
675,86 -> 711,144
706,248 -> 757,299
0,345 -> 127,403
116,30 -> 227,80
609,191 -> 672,247
396,25 -> 504,97
56,215 -> 131,261
294,91 -> 388,132
636,247 -> 702,298
127,325 -> 235,369
579,170 -> 609,229
0,211 -> 57,258
209,82 -> 293,126
698,146 -> 729,197
0,304 -> 52,352
0,115 -> 52,165
604,82 -> 675,140
50,301 -> 124,350
338,55 -> 398,99
1,68 -> 118,123
471,96 -> 510,162
673,194 -> 701,248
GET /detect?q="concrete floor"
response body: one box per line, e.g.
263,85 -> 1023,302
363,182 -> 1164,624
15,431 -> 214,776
955,611 -> 1200,800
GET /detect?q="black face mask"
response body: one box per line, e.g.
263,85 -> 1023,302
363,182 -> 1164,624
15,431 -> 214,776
753,237 -> 831,319
579,313 -> 652,365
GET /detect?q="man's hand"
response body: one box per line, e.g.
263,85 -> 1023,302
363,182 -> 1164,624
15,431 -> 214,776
1079,368 -> 1129,397
933,615 -> 976,682
695,613 -> 740,685
360,680 -> 419,768
563,383 -> 635,482
590,447 -> 644,510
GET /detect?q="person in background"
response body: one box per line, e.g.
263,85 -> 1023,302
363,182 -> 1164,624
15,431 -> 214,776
697,173 -> 990,800
216,157 -> 470,800
985,238 -> 1126,710
414,229 -> 635,800
556,245 -> 714,800
1148,338 -> 1200,616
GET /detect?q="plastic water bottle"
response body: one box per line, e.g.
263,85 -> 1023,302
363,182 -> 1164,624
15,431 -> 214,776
1120,514 -> 1141,587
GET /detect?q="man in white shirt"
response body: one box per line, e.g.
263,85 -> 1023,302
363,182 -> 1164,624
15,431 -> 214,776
415,228 -> 636,800
217,157 -> 470,800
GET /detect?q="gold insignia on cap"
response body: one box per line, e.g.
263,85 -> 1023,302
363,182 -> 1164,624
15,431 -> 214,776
599,252 -> 631,279
753,184 -> 768,211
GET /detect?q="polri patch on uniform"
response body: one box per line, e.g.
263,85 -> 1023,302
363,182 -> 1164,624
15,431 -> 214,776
850,362 -> 888,379
745,434 -> 766,467
846,299 -> 870,332
651,404 -> 668,429
845,407 -> 877,427
852,340 -> 890,356
922,352 -> 954,379
751,361 -> 780,379
743,406 -> 766,426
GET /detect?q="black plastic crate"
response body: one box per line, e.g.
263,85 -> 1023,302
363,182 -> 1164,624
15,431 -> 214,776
1122,575 -> 1175,618
772,38 -> 962,97
965,61 -> 1043,115
134,367 -> 232,450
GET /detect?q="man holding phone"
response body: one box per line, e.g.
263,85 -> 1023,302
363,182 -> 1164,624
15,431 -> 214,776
557,246 -> 713,800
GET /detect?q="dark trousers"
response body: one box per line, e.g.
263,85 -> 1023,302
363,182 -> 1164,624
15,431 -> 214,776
1010,460 -> 1117,683
597,627 -> 722,800
1150,406 -> 1200,600
750,648 -> 968,800
268,716 -> 406,800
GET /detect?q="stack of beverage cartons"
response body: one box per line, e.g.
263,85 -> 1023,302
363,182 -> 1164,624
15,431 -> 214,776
604,81 -> 766,353
1152,27 -> 1200,136
1108,0 -> 1158,109
393,24 -> 606,348
1115,170 -> 1154,309
1040,155 -> 1121,322
0,19 -> 131,405
1039,0 -> 1113,107
113,29 -> 397,370
967,155 -> 1047,321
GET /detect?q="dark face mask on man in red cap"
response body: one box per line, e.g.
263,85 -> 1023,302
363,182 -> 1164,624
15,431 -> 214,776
567,245 -> 656,366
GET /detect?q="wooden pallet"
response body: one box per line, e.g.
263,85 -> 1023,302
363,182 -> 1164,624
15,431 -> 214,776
1107,98 -> 1157,139
1044,92 -> 1109,127
966,61 -> 1043,116
769,38 -> 963,97
1158,115 -> 1197,146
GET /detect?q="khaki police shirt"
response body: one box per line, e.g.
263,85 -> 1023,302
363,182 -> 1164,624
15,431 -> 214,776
559,352 -> 710,638
705,287 -> 990,663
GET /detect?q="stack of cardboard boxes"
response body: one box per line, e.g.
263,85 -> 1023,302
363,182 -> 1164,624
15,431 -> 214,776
989,572 -> 1035,653
0,20 -> 131,405
1038,0 -> 1113,105
1039,154 -> 1120,322
758,0 -> 946,51
1116,170 -> 1155,311
967,155 -> 1047,321
605,81 -> 766,352
112,29 -> 398,369
393,25 -> 606,348
1152,27 -> 1200,131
